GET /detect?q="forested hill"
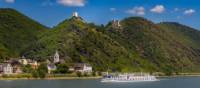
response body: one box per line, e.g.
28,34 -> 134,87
1,8 -> 200,73
0,8 -> 47,60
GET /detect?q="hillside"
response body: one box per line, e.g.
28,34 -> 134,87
0,8 -> 47,60
24,17 -> 151,72
1,8 -> 200,73
24,16 -> 200,73
158,22 -> 200,49
104,17 -> 200,73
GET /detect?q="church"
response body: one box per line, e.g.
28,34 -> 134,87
54,50 -> 60,63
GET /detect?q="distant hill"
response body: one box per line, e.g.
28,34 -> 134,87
104,17 -> 200,73
1,8 -> 200,73
0,8 -> 47,60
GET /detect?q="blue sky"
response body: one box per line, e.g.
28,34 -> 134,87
0,0 -> 199,29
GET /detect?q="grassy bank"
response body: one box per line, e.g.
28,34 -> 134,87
0,76 -> 102,80
0,73 -> 102,80
1,72 -> 200,80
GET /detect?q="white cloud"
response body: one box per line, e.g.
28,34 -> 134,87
110,8 -> 116,12
150,5 -> 165,13
127,6 -> 145,15
184,9 -> 195,15
4,0 -> 15,3
57,0 -> 85,7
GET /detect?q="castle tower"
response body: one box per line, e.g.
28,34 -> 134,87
72,12 -> 79,17
54,50 -> 59,63
112,20 -> 121,28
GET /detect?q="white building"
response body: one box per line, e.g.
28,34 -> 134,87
47,64 -> 57,74
3,63 -> 13,75
72,12 -> 79,17
18,59 -> 28,65
74,63 -> 92,73
54,50 -> 60,63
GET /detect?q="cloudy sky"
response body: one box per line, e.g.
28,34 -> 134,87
0,0 -> 199,29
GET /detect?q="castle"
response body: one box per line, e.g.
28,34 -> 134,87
112,20 -> 121,28
72,12 -> 79,17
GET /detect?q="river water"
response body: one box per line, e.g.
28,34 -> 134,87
0,77 -> 199,88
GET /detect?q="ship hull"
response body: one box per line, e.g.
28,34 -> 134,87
101,79 -> 159,83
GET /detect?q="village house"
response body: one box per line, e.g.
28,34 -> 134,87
19,58 -> 39,69
71,63 -> 93,73
0,63 -> 4,73
14,66 -> 23,74
3,63 -> 13,75
18,59 -> 28,65
28,60 -> 39,69
69,66 -> 74,72
11,60 -> 23,74
47,64 -> 57,74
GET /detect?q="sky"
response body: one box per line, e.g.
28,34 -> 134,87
0,0 -> 199,29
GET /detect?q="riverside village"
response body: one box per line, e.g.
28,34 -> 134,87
0,12 -> 122,79
0,12 -> 97,79
0,50 -> 93,79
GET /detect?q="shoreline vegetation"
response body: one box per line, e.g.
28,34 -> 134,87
1,73 -> 200,80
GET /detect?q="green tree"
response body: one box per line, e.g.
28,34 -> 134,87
22,64 -> 33,73
31,70 -> 38,78
92,71 -> 96,76
37,70 -> 46,78
76,72 -> 82,77
98,72 -> 102,76
55,64 -> 69,74
31,63 -> 48,78
83,73 -> 88,77
38,63 -> 48,73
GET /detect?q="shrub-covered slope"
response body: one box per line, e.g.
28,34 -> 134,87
0,8 -> 47,59
104,17 -> 200,72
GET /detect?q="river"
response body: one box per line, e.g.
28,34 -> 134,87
0,77 -> 200,88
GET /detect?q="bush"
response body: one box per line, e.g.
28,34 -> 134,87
38,63 -> 48,73
22,64 -> 33,73
38,70 -> 46,78
55,64 -> 69,74
31,63 -> 48,78
31,70 -> 38,78
98,72 -> 102,76
83,73 -> 88,77
76,72 -> 82,77
92,71 -> 96,76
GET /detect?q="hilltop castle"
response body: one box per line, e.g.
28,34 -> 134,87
112,19 -> 121,28
72,12 -> 79,17
71,11 -> 85,23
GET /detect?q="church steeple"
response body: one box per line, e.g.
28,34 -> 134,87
54,50 -> 59,63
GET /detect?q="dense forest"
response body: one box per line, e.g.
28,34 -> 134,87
0,8 -> 200,73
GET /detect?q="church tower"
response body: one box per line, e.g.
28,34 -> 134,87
54,50 -> 60,63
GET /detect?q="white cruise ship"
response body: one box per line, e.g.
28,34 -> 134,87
101,73 -> 158,82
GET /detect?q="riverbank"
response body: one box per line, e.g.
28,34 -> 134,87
1,73 -> 200,80
154,72 -> 200,78
0,76 -> 102,80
